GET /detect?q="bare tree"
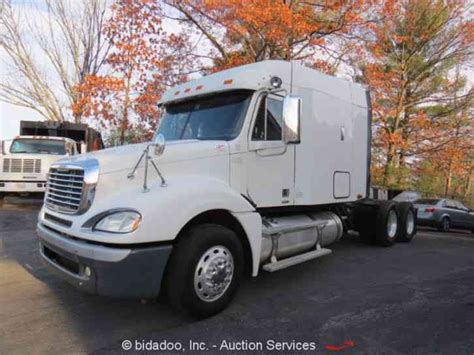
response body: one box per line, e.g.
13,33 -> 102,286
0,0 -> 111,122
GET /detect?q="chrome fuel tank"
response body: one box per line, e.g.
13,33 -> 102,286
260,212 -> 343,263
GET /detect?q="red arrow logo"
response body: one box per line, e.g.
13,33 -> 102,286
324,340 -> 355,351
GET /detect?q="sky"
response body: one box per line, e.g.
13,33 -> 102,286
1,1 -> 472,141
0,0 -> 47,141
0,103 -> 42,141
0,0 -> 183,141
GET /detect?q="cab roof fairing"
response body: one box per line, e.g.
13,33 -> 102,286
158,60 -> 294,106
158,60 -> 369,108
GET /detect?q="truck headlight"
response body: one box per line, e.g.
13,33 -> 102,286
94,211 -> 141,233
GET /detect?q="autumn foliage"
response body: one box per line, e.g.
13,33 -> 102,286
165,0 -> 375,74
73,0 -> 190,145
352,0 -> 473,201
68,0 -> 473,202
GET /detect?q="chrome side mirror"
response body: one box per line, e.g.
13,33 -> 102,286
282,96 -> 301,144
152,133 -> 166,156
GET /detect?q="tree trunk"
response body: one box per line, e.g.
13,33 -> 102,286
383,143 -> 396,186
121,97 -> 129,145
464,166 -> 472,198
444,162 -> 452,197
121,72 -> 132,145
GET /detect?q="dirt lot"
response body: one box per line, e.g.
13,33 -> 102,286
1,198 -> 473,354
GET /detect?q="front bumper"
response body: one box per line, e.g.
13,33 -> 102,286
37,223 -> 172,298
0,180 -> 46,192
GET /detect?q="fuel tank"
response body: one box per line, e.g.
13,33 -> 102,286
260,211 -> 343,263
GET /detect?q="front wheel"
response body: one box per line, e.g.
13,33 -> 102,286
163,224 -> 244,319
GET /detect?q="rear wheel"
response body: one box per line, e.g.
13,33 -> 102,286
439,217 -> 450,232
396,202 -> 416,242
352,200 -> 398,246
163,224 -> 244,319
375,201 -> 399,247
352,203 -> 376,243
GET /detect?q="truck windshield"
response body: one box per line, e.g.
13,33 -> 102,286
10,139 -> 66,155
157,90 -> 252,141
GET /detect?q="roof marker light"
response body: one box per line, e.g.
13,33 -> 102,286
174,91 -> 180,95
196,85 -> 203,90
270,76 -> 282,89
224,79 -> 233,85
184,88 -> 191,93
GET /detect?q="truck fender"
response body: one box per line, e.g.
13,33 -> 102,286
97,175 -> 262,275
84,175 -> 263,275
138,176 -> 262,276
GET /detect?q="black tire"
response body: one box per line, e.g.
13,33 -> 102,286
375,201 -> 399,247
438,217 -> 450,232
163,224 -> 244,319
396,202 -> 417,242
352,204 -> 376,243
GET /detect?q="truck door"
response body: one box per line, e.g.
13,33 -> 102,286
246,93 -> 295,207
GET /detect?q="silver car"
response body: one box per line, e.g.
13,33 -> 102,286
414,198 -> 474,233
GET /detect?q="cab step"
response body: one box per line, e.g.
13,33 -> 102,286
262,248 -> 332,272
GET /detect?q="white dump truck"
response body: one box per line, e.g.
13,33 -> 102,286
1,136 -> 79,194
37,60 -> 417,318
1,121 -> 103,195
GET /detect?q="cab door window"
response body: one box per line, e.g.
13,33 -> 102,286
252,95 -> 284,141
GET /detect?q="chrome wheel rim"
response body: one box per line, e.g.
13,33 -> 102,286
387,209 -> 398,238
194,245 -> 234,302
406,210 -> 415,235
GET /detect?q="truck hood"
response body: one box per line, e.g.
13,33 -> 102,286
62,140 -> 230,175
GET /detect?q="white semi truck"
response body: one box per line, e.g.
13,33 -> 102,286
37,61 -> 417,318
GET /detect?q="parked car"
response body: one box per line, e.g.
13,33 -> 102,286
393,190 -> 421,202
414,198 -> 474,233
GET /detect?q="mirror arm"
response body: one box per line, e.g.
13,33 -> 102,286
267,87 -> 287,95
127,146 -> 148,180
127,136 -> 167,191
149,156 -> 167,187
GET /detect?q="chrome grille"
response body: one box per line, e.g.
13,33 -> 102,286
2,158 -> 42,173
45,167 -> 85,214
